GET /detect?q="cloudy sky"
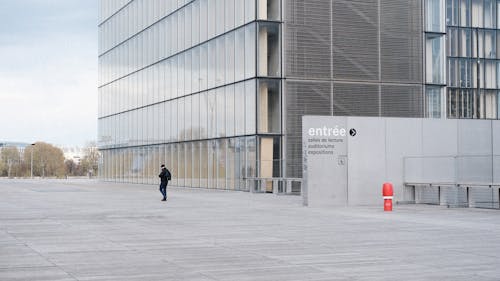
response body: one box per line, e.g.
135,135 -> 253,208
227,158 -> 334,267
0,0 -> 97,147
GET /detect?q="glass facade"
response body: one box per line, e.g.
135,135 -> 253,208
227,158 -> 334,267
98,0 -> 500,190
445,0 -> 500,118
98,0 -> 282,188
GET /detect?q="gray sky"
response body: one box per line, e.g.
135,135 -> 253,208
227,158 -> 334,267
0,0 -> 97,147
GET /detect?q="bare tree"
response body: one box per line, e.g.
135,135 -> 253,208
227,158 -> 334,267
23,142 -> 66,178
81,141 -> 100,177
0,146 -> 21,177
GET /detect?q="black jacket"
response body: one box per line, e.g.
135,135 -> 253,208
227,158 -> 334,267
159,168 -> 171,184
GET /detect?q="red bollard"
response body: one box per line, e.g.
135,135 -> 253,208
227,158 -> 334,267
382,182 -> 394,211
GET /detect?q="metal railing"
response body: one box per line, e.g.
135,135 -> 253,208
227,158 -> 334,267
243,177 -> 302,195
404,182 -> 500,209
403,155 -> 500,209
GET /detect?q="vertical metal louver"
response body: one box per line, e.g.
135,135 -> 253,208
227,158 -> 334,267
380,0 -> 423,83
332,0 -> 379,81
332,83 -> 380,116
284,0 -> 332,79
285,81 -> 332,178
381,85 -> 424,117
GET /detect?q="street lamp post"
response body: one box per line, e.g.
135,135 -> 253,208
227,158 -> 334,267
30,143 -> 35,178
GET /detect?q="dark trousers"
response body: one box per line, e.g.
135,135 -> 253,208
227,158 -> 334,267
159,182 -> 168,199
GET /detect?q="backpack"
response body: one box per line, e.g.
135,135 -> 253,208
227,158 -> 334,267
166,169 -> 172,181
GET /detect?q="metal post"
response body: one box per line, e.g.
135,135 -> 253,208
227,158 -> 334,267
476,27 -> 480,118
30,143 -> 35,178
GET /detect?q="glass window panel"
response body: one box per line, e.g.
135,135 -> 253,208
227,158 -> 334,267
225,0 -> 235,32
173,13 -> 179,53
154,104 -> 160,144
166,59 -> 172,100
245,79 -> 256,134
200,91 -> 208,139
257,79 -> 281,133
257,22 -> 281,77
448,58 -> 458,87
172,57 -> 178,99
208,90 -> 217,138
185,50 -> 192,95
225,32 -> 235,84
245,23 -> 256,78
216,36 -> 225,86
178,53 -> 185,97
208,140 -> 216,188
460,28 -> 471,57
426,34 -> 446,84
166,16 -> 172,56
472,0 -> 483,27
200,0 -> 208,42
227,138 -> 236,190
192,94 -> 200,139
216,0 -> 225,35
426,86 -> 443,118
234,83 -> 245,136
226,85 -> 235,137
447,27 -> 458,57
208,41 -> 216,88
164,101 -> 171,142
172,99 -> 178,141
460,0 -> 471,27
497,61 -> 500,88
216,87 -> 226,137
178,143 -> 185,186
459,59 -> 473,88
193,0 -> 200,45
200,43 -> 208,90
193,142 -> 200,187
178,98 -> 185,141
208,0 -> 216,39
217,139 -> 227,189
184,95 -> 192,141
185,143 -> 192,187
235,27 -> 245,81
484,0 -> 496,28
485,30 -> 496,58
246,136 -> 256,183
245,0 -> 256,23
160,62 -> 166,102
485,91 -> 497,118
235,0 -> 245,27
185,5 -> 192,49
485,60 -> 497,88
200,140 -> 208,188
192,47 -> 200,92
426,0 -> 445,32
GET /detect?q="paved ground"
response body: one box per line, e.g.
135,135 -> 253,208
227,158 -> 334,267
0,179 -> 499,281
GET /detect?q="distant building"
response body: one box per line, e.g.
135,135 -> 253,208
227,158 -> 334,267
0,142 -> 30,155
61,147 -> 85,165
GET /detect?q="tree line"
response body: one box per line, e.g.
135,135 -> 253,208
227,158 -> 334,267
0,142 -> 99,178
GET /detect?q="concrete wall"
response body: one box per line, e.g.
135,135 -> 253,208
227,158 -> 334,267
303,116 -> 500,207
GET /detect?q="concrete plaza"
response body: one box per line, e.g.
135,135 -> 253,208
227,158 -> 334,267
0,179 -> 499,281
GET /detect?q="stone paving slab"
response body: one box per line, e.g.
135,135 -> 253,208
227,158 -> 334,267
0,179 -> 499,280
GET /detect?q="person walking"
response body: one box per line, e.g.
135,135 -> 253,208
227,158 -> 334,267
158,164 -> 171,201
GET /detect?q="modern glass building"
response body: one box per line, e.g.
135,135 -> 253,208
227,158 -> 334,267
98,0 -> 500,191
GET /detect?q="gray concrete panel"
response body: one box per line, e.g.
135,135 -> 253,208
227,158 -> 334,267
385,118 -> 423,201
421,118 -> 458,156
457,119 -> 493,155
493,122 -> 500,183
347,117 -> 386,205
303,117 -> 500,206
303,116 -> 348,207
